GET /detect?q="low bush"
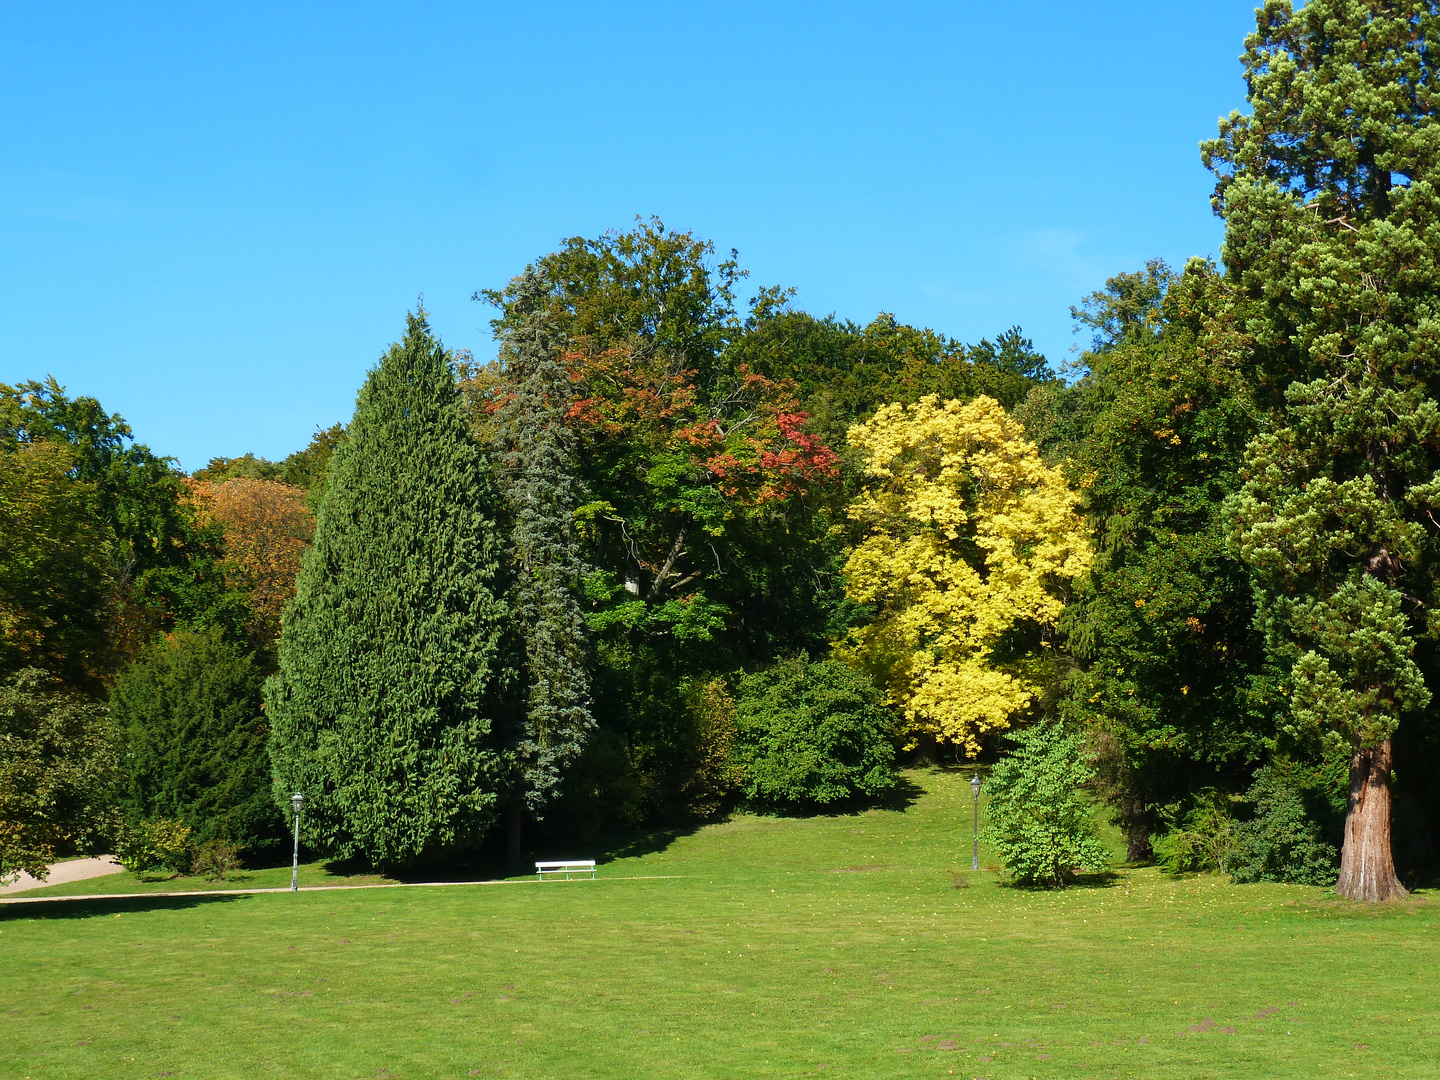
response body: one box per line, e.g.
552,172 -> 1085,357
981,721 -> 1111,887
115,817 -> 191,873
190,838 -> 243,881
1229,768 -> 1338,886
1154,768 -> 1339,885
680,676 -> 739,818
731,656 -> 896,807
1153,791 -> 1240,875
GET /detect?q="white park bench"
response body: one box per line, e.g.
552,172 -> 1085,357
535,859 -> 596,881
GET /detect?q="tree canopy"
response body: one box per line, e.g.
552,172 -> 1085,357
840,394 -> 1091,754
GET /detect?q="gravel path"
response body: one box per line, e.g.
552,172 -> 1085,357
1,855 -> 125,895
0,874 -> 680,906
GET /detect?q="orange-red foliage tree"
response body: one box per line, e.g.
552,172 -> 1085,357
189,478 -> 314,649
559,346 -> 838,632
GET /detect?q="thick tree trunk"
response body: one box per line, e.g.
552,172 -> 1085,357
911,731 -> 937,765
506,794 -> 524,873
1336,738 -> 1407,902
1125,822 -> 1154,864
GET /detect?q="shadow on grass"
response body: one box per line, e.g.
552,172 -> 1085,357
1401,863 -> 1440,894
544,773 -> 930,866
732,773 -> 928,821
591,824 -> 703,865
271,769 -> 938,882
994,869 -> 1124,892
1,892 -> 249,921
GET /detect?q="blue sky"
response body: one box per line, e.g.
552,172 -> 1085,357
2,2 -> 1260,471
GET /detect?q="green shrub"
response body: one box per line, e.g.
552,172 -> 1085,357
1229,768 -> 1338,886
981,722 -> 1111,887
680,676 -> 740,818
116,817 -> 191,873
1154,769 -> 1339,885
190,838 -> 243,881
1153,791 -> 1241,875
731,657 -> 896,807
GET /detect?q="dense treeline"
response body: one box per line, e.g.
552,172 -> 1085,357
4,0 -> 1439,900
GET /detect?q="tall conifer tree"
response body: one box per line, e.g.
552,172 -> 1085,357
265,312 -> 507,869
1205,0 -> 1440,900
491,269 -> 593,862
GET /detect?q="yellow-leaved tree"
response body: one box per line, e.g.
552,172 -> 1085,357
838,394 -> 1091,754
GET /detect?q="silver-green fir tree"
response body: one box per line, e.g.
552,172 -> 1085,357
491,268 -> 594,865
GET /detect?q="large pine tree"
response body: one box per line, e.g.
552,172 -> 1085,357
1206,0 -> 1440,901
490,269 -> 593,863
265,312 -> 508,869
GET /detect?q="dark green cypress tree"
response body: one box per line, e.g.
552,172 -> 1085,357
492,269 -> 594,862
265,312 -> 508,869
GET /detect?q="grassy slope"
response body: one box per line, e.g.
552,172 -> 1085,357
2,768 -> 1435,1080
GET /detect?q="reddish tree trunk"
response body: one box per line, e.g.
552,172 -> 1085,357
1336,738 -> 1407,902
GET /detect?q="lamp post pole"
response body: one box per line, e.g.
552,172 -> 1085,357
970,774 -> 982,871
290,791 -> 305,892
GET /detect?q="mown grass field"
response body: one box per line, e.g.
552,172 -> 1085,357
3,768 -> 1436,1079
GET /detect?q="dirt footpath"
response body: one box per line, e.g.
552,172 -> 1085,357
1,856 -> 125,895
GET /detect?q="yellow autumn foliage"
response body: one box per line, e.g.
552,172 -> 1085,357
837,394 -> 1091,754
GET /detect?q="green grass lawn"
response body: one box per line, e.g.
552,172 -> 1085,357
3,768 -> 1436,1079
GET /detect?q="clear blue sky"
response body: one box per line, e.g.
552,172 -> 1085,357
2,2 -> 1260,471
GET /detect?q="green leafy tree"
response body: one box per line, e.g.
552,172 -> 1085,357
480,216 -> 751,390
475,223 -> 847,825
2,378 -> 242,637
1020,260 -> 1271,861
1203,0 -> 1440,900
265,312 -> 509,870
0,668 -> 119,883
731,656 -> 895,807
2,378 -> 247,658
191,453 -> 283,484
278,423 -> 347,502
109,628 -> 280,852
0,441 -> 113,686
490,268 -> 594,863
981,722 -> 1111,887
193,423 -> 347,508
733,312 -> 1056,448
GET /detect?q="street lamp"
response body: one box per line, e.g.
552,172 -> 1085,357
970,774 -> 982,871
290,791 -> 305,892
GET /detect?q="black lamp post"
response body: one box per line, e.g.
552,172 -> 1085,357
970,773 -> 982,871
290,791 -> 305,892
